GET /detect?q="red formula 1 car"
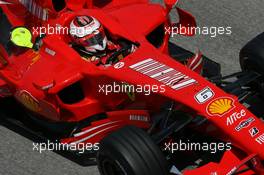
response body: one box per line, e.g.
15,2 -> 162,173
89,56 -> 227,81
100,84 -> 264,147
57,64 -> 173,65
1,0 -> 264,174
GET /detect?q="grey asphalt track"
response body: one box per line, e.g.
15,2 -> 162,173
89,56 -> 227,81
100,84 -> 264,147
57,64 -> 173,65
1,1 -> 264,175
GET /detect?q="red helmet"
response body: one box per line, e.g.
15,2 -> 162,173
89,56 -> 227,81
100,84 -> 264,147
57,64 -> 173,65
70,16 -> 108,53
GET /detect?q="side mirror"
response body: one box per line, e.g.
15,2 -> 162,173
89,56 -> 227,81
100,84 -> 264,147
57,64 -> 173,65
164,0 -> 178,12
173,7 -> 197,36
10,27 -> 34,49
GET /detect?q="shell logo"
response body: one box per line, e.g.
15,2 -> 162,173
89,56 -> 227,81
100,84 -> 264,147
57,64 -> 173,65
207,97 -> 235,116
18,90 -> 41,112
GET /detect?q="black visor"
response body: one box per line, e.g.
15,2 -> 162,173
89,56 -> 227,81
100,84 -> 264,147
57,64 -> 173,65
84,32 -> 105,46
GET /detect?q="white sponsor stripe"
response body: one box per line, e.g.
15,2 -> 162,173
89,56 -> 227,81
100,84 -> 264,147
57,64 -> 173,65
132,60 -> 157,70
129,58 -> 153,69
155,69 -> 177,80
142,65 -> 165,74
189,53 -> 199,68
70,125 -> 118,145
130,59 -> 197,90
28,0 -> 32,12
159,72 -> 181,82
169,77 -> 193,90
172,79 -> 196,90
146,66 -> 168,76
43,9 -> 47,20
74,121 -> 120,137
164,75 -> 186,85
19,0 -> 48,21
32,2 -> 36,13
162,73 -> 184,82
191,57 -> 203,71
168,77 -> 190,86
150,68 -> 174,78
37,6 -> 41,19
136,61 -> 159,72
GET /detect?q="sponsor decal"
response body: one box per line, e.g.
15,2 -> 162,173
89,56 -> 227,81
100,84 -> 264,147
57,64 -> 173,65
235,118 -> 255,131
207,97 -> 235,117
249,127 -> 259,137
18,90 -> 41,112
130,58 -> 197,90
129,115 -> 148,122
114,62 -> 125,69
226,109 -> 246,126
45,48 -> 56,56
256,133 -> 264,145
195,87 -> 214,104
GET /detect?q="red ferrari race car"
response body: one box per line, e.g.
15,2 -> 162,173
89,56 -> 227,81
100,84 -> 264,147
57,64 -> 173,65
1,0 -> 264,175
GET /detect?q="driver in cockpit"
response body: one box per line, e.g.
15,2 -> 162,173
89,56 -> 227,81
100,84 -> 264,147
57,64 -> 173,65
69,15 -> 137,65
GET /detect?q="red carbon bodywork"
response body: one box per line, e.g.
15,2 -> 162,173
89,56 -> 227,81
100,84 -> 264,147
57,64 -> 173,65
0,0 -> 263,174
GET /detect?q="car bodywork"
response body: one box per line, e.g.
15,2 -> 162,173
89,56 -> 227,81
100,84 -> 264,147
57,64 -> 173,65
0,0 -> 264,174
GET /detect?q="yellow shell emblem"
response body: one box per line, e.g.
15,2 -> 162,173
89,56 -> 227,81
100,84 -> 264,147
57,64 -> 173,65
207,97 -> 234,116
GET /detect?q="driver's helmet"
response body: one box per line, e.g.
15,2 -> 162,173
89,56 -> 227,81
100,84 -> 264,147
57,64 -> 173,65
70,16 -> 108,53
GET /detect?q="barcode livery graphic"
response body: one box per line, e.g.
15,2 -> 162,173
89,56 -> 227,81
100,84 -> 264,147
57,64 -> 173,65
19,0 -> 48,21
130,58 -> 197,90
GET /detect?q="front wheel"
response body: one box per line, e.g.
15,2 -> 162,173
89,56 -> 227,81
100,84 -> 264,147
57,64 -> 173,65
240,32 -> 264,97
97,126 -> 168,175
240,32 -> 264,75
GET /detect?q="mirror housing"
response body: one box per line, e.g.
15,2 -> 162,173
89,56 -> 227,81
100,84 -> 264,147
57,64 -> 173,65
173,7 -> 197,36
164,0 -> 178,12
169,7 -> 197,37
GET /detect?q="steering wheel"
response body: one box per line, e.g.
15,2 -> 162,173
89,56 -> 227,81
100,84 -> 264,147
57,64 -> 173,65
106,45 -> 131,64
